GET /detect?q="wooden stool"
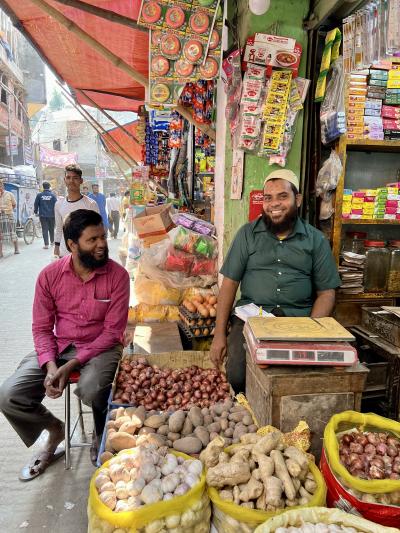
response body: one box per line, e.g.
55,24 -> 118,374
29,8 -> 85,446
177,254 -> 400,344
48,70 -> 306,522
64,371 -> 91,469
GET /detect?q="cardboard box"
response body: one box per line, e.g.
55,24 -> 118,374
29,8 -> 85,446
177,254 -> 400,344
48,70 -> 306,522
133,205 -> 174,239
142,233 -> 169,248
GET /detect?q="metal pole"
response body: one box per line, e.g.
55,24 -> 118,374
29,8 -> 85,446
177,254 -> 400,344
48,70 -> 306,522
6,89 -> 13,166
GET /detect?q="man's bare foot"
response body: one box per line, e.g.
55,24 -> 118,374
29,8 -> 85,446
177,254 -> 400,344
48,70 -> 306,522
44,419 -> 65,454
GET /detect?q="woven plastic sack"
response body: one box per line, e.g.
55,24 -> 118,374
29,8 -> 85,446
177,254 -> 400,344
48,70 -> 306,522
320,447 -> 400,527
134,274 -> 182,306
88,451 -> 211,533
253,506 -> 400,532
208,461 -> 326,533
323,410 -> 400,494
128,304 -> 179,324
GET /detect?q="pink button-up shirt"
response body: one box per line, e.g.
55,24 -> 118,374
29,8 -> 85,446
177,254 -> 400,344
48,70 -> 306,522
32,255 -> 130,367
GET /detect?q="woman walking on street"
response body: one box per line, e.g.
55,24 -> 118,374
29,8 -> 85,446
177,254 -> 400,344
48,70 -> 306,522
0,179 -> 19,257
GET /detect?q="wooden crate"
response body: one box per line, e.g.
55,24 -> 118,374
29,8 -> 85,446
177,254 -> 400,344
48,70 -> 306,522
245,351 -> 368,459
362,307 -> 400,348
334,298 -> 395,327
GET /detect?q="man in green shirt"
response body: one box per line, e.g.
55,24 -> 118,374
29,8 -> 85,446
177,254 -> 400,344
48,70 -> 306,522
210,169 -> 341,392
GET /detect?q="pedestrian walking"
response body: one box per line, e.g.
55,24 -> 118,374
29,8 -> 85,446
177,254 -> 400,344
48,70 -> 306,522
0,178 -> 19,257
106,192 -> 120,238
120,190 -> 130,232
88,184 -> 109,236
54,164 -> 99,258
34,181 -> 57,249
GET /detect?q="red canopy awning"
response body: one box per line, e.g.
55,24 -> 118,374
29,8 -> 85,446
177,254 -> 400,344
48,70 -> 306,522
102,120 -> 143,163
3,0 -> 148,111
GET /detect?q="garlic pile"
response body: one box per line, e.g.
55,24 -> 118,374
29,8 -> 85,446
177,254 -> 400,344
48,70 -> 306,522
95,440 -> 203,513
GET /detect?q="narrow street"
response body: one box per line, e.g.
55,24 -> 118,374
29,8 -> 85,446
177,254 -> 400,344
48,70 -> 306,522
0,235 -> 121,532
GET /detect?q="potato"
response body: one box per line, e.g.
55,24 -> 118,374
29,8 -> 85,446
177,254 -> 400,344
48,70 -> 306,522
181,416 -> 194,436
220,419 -> 229,431
201,407 -> 210,416
173,437 -> 203,455
135,405 -> 146,424
220,411 -> 229,419
106,420 -> 116,430
212,403 -> 225,416
207,422 -> 221,434
188,406 -> 204,428
118,421 -> 139,435
138,427 -> 156,435
248,424 -> 258,433
157,424 -> 169,436
109,409 -> 117,421
194,427 -> 210,447
203,415 -> 213,426
242,415 -> 253,426
168,410 -> 186,433
224,428 -> 234,438
100,451 -> 113,464
229,411 -> 245,423
144,414 -> 166,429
109,432 -> 136,452
114,416 -> 132,429
167,432 -> 181,442
124,406 -> 137,417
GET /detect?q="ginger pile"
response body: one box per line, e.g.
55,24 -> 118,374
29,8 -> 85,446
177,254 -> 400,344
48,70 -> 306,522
202,431 -> 317,511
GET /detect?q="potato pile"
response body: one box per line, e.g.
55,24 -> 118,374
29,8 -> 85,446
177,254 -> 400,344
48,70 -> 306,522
203,431 -> 317,512
101,400 -> 258,464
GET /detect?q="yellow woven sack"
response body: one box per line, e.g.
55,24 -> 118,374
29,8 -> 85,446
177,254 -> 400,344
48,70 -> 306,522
208,462 -> 326,533
324,410 -> 400,494
254,506 -> 400,532
128,304 -> 179,324
88,450 -> 210,533
134,274 -> 182,306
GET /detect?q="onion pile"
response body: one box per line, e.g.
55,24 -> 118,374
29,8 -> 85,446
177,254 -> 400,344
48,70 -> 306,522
113,357 -> 230,410
339,430 -> 400,480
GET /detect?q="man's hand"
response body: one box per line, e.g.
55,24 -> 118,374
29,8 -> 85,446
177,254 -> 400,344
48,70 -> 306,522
210,333 -> 227,369
44,359 -> 80,399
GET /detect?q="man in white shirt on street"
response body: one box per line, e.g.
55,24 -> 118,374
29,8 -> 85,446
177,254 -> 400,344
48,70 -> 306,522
54,164 -> 99,257
106,192 -> 120,239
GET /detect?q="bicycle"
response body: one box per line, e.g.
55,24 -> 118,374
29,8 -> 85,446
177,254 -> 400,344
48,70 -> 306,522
22,217 -> 41,245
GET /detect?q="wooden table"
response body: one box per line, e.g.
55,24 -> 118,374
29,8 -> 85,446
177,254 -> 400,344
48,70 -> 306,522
128,322 -> 183,355
245,351 -> 369,458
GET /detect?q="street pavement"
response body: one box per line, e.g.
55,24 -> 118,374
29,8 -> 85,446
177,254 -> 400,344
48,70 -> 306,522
0,234 -> 122,532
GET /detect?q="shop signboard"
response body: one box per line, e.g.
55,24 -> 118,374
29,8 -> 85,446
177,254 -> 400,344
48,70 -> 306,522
248,189 -> 264,221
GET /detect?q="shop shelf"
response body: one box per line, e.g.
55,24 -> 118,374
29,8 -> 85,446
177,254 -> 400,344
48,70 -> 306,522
338,292 -> 400,299
345,138 -> 400,152
342,219 -> 400,225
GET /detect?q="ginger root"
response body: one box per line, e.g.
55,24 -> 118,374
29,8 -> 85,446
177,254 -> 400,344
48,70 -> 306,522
264,475 -> 283,507
239,476 -> 263,502
206,461 -> 251,488
270,449 -> 297,501
252,431 -> 282,455
283,446 -> 308,470
285,458 -> 302,478
219,489 -> 233,502
200,435 -> 225,469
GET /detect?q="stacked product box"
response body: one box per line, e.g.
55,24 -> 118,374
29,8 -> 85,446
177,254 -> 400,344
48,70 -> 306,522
342,184 -> 400,220
346,68 -> 400,141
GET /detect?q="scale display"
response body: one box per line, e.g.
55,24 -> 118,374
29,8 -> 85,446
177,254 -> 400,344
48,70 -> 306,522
250,342 -> 357,366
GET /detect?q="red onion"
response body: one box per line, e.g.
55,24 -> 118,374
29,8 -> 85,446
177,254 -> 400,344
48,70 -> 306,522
342,434 -> 353,445
369,465 -> 385,479
367,433 -> 380,446
387,436 -> 400,447
376,442 -> 388,456
350,442 -> 364,454
387,445 -> 398,457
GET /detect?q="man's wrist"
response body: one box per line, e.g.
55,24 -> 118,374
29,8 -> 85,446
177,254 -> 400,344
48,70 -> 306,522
65,358 -> 81,369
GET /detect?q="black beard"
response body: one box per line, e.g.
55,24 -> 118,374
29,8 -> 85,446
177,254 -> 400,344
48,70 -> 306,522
78,246 -> 109,269
262,205 -> 298,235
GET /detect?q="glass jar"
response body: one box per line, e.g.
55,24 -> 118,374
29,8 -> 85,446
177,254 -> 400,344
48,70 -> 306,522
388,240 -> 400,292
343,231 -> 367,254
363,241 -> 390,293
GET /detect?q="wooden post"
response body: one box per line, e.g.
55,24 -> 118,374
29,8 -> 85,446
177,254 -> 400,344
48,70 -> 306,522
76,88 -> 141,145
28,0 -> 216,140
52,0 -> 148,33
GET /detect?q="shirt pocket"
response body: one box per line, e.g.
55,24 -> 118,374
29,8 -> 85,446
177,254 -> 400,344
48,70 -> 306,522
88,299 -> 111,322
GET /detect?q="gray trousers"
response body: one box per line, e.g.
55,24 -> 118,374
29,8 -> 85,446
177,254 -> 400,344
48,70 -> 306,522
226,315 -> 246,394
0,344 -> 122,447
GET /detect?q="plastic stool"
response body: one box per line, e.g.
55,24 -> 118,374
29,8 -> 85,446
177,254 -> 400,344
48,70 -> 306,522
64,371 -> 91,469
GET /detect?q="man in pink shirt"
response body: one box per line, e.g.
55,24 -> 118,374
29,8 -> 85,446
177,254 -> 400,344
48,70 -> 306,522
0,209 -> 130,480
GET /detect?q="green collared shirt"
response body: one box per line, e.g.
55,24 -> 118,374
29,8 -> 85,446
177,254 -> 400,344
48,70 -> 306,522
220,217 -> 341,317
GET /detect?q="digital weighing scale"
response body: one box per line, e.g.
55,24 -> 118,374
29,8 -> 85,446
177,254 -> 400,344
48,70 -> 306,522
244,317 -> 358,367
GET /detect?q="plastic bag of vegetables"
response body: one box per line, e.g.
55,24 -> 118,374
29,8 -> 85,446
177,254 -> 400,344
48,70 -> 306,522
88,443 -> 211,533
253,506 -> 400,532
322,410 -> 400,527
203,432 -> 326,533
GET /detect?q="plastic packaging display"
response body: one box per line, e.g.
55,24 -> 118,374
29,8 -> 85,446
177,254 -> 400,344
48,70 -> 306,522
172,226 -> 218,259
316,150 -> 343,201
320,57 -> 346,144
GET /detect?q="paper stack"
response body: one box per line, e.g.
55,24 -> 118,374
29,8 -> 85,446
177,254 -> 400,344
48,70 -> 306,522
339,251 -> 365,294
